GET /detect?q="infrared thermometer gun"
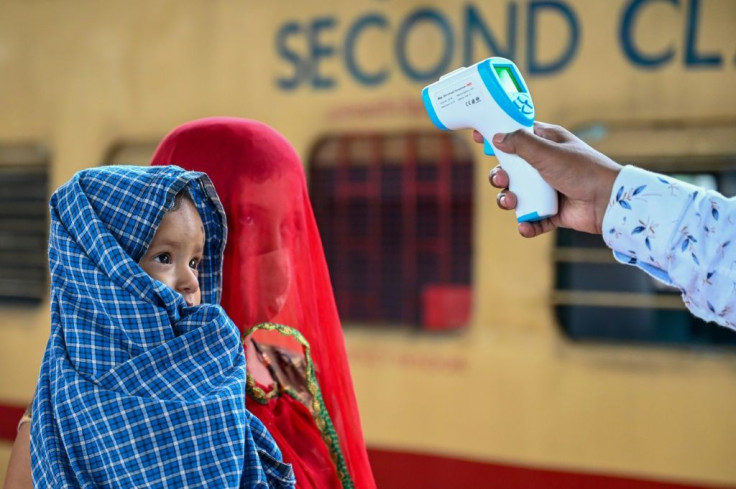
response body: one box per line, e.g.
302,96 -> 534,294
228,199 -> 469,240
422,57 -> 558,222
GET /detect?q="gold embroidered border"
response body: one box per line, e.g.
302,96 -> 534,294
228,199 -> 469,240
243,323 -> 355,489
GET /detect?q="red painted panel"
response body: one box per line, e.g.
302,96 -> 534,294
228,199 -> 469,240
421,285 -> 472,331
1,402 -> 728,489
0,403 -> 27,442
367,447 -> 732,489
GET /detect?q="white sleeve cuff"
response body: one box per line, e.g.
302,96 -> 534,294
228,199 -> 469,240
602,165 -> 700,275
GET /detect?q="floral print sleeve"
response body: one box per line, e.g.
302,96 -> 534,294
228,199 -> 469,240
602,165 -> 736,330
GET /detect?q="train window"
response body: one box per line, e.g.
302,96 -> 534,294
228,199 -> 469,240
0,145 -> 50,305
555,121 -> 736,346
309,133 -> 474,330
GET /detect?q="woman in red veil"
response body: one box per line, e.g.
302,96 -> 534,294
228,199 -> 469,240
151,117 -> 376,489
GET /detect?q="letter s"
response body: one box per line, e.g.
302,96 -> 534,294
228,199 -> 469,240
276,21 -> 305,90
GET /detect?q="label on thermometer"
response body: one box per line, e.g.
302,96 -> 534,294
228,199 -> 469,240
435,79 -> 485,110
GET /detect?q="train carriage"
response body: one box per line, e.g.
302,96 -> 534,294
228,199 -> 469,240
1,1 -> 735,487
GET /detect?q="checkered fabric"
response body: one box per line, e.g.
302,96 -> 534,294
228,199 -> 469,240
31,165 -> 295,488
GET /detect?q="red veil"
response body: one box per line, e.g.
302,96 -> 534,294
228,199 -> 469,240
151,117 -> 376,489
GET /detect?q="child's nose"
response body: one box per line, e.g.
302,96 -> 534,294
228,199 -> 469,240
175,266 -> 199,305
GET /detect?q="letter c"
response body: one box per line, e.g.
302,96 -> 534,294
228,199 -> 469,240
620,0 -> 678,68
345,14 -> 390,86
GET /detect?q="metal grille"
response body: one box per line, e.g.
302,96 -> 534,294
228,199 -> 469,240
309,132 -> 473,328
0,146 -> 50,304
556,121 -> 736,346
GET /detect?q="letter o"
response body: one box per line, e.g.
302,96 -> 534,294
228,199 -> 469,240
396,9 -> 455,82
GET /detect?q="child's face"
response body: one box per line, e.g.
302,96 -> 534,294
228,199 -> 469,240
139,198 -> 205,306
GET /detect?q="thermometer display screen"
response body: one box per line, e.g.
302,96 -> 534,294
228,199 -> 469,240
494,66 -> 523,93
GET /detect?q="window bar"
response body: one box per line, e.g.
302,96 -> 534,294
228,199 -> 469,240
335,136 -> 352,318
402,133 -> 418,324
437,133 -> 453,282
367,133 -> 383,321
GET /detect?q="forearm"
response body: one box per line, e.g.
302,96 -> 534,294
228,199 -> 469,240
3,422 -> 32,489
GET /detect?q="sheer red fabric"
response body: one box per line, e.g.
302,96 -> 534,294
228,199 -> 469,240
151,117 -> 376,489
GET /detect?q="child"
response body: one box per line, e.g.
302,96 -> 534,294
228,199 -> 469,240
30,165 -> 294,488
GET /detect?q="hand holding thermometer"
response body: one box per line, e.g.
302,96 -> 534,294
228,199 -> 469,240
422,57 -> 558,222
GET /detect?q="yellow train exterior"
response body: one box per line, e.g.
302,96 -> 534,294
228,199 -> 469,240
1,0 -> 735,487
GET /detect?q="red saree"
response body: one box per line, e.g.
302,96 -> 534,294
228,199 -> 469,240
151,117 -> 376,489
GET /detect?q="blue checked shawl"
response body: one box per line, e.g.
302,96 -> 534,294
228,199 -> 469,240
31,165 -> 295,488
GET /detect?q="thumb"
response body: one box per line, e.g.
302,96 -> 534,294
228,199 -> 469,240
492,129 -> 553,171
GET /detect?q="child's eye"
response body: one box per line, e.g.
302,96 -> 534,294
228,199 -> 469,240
154,253 -> 171,265
189,258 -> 201,270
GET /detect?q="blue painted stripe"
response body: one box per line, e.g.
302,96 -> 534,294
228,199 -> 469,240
422,86 -> 449,130
477,59 -> 534,128
517,211 -> 553,223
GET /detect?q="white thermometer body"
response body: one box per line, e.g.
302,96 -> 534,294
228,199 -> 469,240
422,57 -> 558,222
